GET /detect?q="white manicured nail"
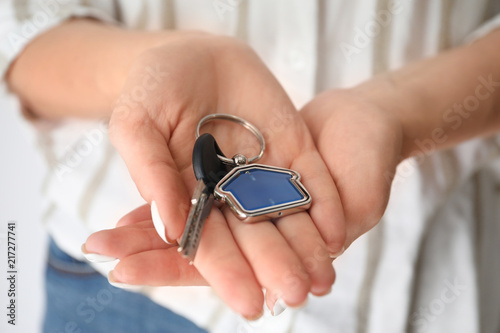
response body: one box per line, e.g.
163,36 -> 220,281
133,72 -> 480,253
81,244 -> 116,263
108,271 -> 143,291
151,200 -> 175,244
272,298 -> 287,316
108,280 -> 143,291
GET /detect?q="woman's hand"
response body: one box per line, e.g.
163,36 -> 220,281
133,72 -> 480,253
84,31 -> 345,319
301,25 -> 500,248
301,88 -> 404,249
9,16 -> 500,322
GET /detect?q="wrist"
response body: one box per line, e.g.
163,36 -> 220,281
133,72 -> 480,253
108,30 -> 230,112
351,30 -> 500,160
348,76 -> 418,160
95,29 -> 175,112
7,19 -> 181,119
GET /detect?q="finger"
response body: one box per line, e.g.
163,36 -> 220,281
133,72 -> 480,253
290,149 -> 347,257
84,221 -> 174,259
116,204 -> 151,227
225,210 -> 310,308
112,248 -> 206,286
193,208 -> 265,320
109,107 -> 190,241
88,208 -> 266,319
264,290 -> 288,316
274,212 -> 335,296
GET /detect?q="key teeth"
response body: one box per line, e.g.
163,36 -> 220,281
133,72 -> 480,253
177,243 -> 197,264
180,177 -> 215,263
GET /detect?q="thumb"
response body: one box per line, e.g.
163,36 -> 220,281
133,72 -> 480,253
109,107 -> 190,242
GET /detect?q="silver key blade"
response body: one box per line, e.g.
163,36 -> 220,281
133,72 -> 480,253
178,179 -> 214,264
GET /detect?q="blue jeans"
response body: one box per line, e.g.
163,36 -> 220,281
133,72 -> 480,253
43,238 -> 207,333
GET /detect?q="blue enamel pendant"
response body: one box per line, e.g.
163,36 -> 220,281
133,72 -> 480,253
214,164 -> 311,222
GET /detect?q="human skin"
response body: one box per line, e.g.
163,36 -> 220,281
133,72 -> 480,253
97,26 -> 500,310
83,25 -> 500,318
7,19 -> 344,319
302,27 -> 500,248
7,18 -> 500,319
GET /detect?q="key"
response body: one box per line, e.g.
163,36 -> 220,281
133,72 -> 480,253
195,113 -> 311,223
178,133 -> 231,264
177,179 -> 213,264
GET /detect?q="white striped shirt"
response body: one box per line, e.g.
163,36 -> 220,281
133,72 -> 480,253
2,1 -> 500,332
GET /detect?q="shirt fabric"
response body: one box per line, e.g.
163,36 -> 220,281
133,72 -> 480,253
1,0 -> 500,332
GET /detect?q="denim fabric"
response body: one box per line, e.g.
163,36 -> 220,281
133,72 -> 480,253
43,239 -> 207,333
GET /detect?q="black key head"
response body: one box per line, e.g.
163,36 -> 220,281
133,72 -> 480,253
192,133 -> 232,191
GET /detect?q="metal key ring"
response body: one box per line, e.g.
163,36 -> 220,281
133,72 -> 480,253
196,114 -> 265,165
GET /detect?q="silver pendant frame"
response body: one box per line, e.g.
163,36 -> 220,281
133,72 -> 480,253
214,164 -> 312,222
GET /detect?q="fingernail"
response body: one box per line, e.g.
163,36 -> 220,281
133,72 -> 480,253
244,309 -> 264,322
81,244 -> 117,263
290,297 -> 308,309
312,285 -> 332,297
272,298 -> 287,316
151,200 -> 176,244
329,246 -> 345,259
108,271 -> 143,291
